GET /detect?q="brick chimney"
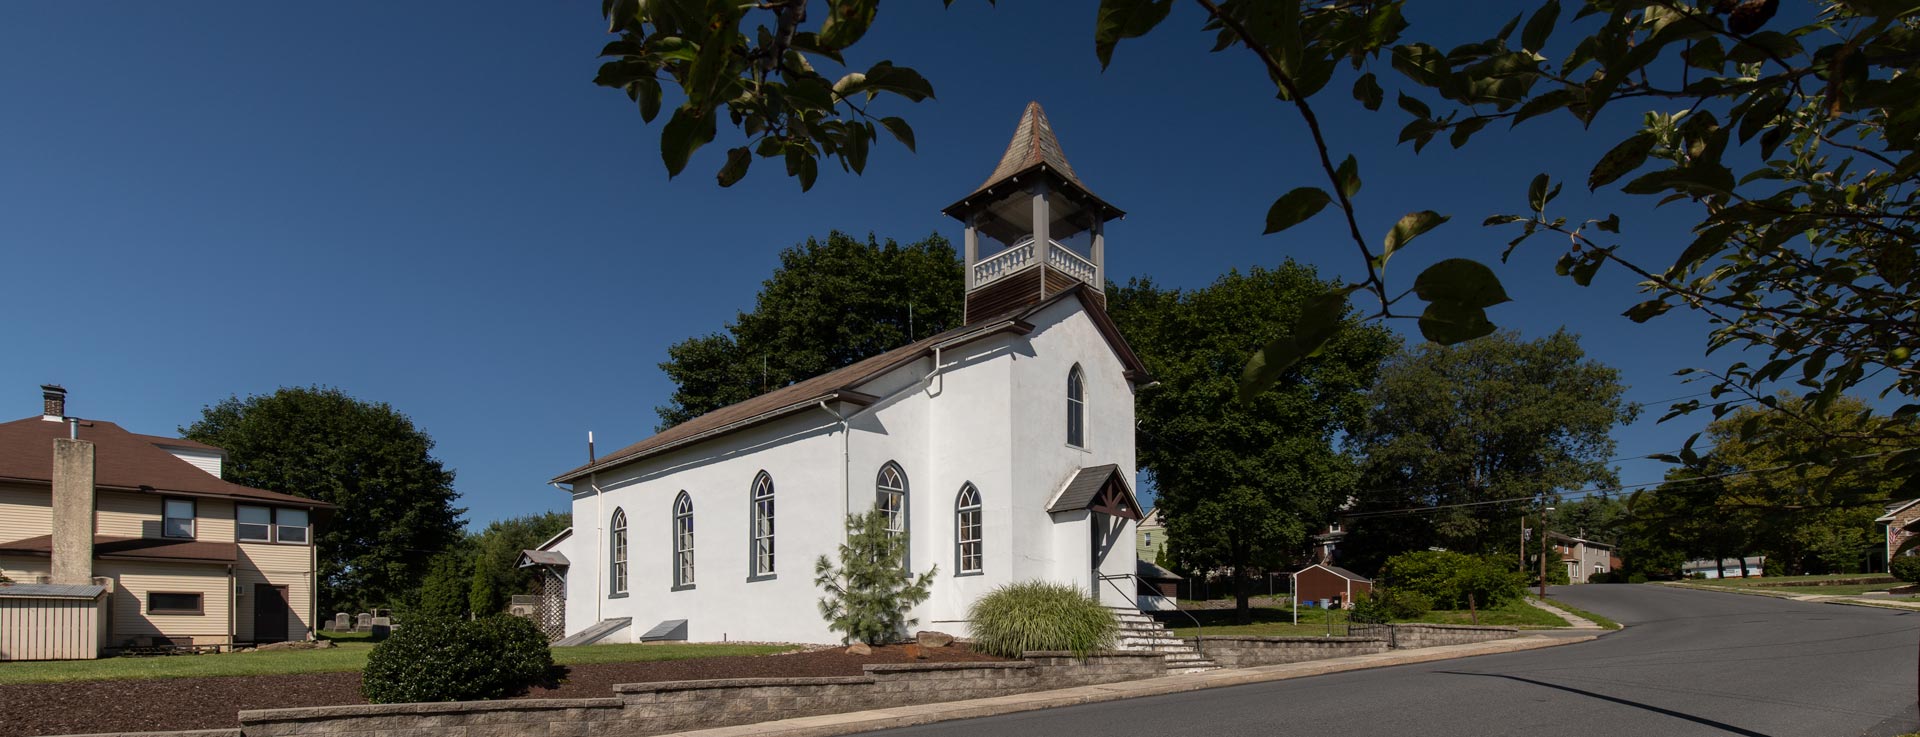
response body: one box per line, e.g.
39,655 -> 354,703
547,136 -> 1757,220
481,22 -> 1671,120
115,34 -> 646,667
51,437 -> 96,585
41,384 -> 66,422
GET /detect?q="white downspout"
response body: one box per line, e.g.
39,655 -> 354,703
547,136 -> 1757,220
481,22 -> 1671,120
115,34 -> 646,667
816,400 -> 850,537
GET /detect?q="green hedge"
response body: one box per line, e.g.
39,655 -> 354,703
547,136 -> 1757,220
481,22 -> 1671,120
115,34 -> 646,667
1377,551 -> 1527,609
966,581 -> 1116,658
1892,556 -> 1920,583
361,615 -> 552,703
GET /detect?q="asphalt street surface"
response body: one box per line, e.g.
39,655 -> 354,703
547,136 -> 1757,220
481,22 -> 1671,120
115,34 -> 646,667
873,585 -> 1920,737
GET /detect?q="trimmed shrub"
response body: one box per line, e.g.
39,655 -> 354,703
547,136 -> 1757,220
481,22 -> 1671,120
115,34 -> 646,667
1350,588 -> 1431,623
362,615 -> 553,704
1892,556 -> 1920,583
1626,572 -> 1649,584
1378,551 -> 1527,609
967,581 -> 1116,658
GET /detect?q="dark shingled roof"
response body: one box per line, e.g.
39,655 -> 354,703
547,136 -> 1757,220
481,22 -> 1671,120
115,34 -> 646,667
0,416 -> 327,508
130,433 -> 225,453
1137,559 -> 1182,582
942,102 -> 1123,221
518,549 -> 570,567
0,534 -> 239,564
553,284 -> 1147,484
1295,563 -> 1371,582
1046,464 -> 1142,520
0,583 -> 107,599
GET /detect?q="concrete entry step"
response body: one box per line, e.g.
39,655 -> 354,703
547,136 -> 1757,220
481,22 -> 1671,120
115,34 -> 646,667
1106,607 -> 1219,673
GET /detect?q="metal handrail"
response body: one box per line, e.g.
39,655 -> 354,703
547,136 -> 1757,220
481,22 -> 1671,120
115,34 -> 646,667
1096,573 -> 1203,658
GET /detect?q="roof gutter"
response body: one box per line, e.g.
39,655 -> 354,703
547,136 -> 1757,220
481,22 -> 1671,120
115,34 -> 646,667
553,318 -> 1034,484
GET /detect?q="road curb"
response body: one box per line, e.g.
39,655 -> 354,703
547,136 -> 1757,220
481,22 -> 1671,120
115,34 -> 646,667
1659,581 -> 1920,611
658,635 -> 1598,737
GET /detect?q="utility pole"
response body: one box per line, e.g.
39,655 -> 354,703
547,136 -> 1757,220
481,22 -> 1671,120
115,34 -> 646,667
1539,506 -> 1555,598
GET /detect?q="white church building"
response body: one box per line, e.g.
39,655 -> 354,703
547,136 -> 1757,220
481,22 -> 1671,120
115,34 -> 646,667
535,102 -> 1150,645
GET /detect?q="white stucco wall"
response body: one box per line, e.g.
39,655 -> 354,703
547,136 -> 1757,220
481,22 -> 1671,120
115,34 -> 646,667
558,292 -> 1142,643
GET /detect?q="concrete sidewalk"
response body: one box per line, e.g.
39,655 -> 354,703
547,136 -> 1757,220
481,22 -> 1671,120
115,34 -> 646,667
1526,597 -> 1605,629
662,634 -> 1597,737
1660,581 -> 1920,611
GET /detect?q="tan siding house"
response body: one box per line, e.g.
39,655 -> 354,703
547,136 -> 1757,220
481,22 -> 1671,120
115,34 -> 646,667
0,386 -> 330,658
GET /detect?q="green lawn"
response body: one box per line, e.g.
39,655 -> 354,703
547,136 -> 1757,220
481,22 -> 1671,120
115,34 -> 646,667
1541,597 -> 1623,629
0,638 -> 795,685
1682,573 -> 1900,597
1165,597 -> 1567,637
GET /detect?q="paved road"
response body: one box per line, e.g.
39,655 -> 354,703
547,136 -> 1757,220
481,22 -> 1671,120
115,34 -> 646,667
877,585 -> 1920,737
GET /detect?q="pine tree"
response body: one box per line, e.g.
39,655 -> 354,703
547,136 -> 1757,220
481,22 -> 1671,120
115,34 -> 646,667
814,511 -> 936,645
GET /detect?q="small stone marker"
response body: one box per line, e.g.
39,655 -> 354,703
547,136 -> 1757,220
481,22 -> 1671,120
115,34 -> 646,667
332,612 -> 350,631
355,612 -> 374,632
914,631 -> 955,648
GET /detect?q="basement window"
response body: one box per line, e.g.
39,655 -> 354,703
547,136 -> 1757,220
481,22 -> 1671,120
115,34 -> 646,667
148,592 -> 203,615
163,499 -> 196,539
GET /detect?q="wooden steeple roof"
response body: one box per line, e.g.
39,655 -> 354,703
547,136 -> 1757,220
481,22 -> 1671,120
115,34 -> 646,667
941,102 -> 1124,221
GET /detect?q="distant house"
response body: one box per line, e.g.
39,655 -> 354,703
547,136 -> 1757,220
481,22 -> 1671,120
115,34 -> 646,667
1548,532 -> 1616,584
1682,557 -> 1765,579
1291,563 -> 1370,608
0,386 -> 327,659
1876,499 -> 1920,568
1136,508 -> 1165,564
1310,521 -> 1346,565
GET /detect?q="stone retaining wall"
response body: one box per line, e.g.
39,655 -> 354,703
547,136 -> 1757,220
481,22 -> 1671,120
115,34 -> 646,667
1389,624 -> 1518,649
236,652 -> 1165,737
1188,636 -> 1389,669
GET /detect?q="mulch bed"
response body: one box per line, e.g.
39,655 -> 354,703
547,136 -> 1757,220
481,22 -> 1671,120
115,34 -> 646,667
1,645 -> 1004,737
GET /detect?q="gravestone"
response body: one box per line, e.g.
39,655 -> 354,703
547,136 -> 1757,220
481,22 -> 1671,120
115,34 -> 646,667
332,612 -> 350,631
370,616 -> 392,641
355,612 -> 374,633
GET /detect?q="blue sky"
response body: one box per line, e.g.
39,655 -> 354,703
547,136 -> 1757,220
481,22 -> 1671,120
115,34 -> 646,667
1,1 -> 1760,526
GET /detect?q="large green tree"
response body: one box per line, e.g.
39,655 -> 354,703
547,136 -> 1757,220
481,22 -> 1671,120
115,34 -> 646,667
182,386 -> 466,612
1634,393 -> 1911,574
1343,331 -> 1636,569
588,0 -> 1920,493
414,510 -> 572,617
657,231 -> 963,427
1109,263 -> 1396,623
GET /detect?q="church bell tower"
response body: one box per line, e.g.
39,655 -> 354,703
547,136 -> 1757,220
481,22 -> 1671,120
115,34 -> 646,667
943,102 -> 1125,323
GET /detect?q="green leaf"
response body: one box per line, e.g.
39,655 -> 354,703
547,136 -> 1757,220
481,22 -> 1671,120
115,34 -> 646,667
1569,254 -> 1602,286
661,106 -> 717,179
1413,258 -> 1512,309
1334,156 -> 1361,198
1588,133 -> 1656,190
1449,117 -> 1489,149
1238,288 -> 1354,401
1353,72 -> 1384,111
1094,0 -> 1173,70
1382,210 -> 1450,259
1521,0 -> 1560,52
1265,187 -> 1333,234
859,61 -> 935,102
1397,92 -> 1431,119
878,116 -> 916,152
1418,300 -> 1496,344
1594,213 -> 1620,233
1622,299 -> 1672,323
634,78 -> 663,123
1527,173 -> 1561,213
684,9 -> 742,110
818,0 -> 879,50
716,146 -> 752,187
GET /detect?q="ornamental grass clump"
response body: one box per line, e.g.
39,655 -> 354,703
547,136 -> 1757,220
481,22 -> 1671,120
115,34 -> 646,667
967,581 -> 1116,658
361,615 -> 553,704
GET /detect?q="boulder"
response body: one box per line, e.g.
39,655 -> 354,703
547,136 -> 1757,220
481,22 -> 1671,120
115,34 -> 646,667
845,642 -> 873,656
915,631 -> 955,648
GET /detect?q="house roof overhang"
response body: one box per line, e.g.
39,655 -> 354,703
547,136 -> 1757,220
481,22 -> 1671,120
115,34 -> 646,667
1046,464 -> 1143,521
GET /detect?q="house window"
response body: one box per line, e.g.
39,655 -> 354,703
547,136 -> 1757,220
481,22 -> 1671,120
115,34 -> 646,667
877,462 -> 908,539
1145,532 -> 1153,546
751,472 -> 775,578
237,505 -> 272,542
1066,365 -> 1086,448
956,484 -> 982,574
148,592 -> 203,614
674,492 -> 695,588
162,499 -> 196,539
275,508 -> 310,544
609,508 -> 628,596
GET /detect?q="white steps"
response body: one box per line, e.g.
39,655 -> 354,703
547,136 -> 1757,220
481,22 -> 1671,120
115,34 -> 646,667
1109,608 -> 1219,673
